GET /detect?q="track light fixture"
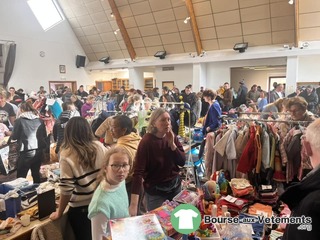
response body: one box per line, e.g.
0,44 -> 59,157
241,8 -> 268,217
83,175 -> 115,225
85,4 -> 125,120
99,57 -> 110,64
114,29 -> 120,35
154,51 -> 166,59
199,50 -> 207,57
233,42 -> 248,53
110,12 -> 114,18
288,0 -> 294,4
184,17 -> 190,24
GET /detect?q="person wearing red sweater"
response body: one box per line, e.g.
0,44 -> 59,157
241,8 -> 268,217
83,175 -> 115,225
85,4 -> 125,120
129,108 -> 186,216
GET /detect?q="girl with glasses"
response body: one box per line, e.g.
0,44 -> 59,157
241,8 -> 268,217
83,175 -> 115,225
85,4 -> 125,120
88,146 -> 132,240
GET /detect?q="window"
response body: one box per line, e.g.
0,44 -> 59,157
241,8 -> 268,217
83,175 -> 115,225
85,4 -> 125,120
28,0 -> 64,31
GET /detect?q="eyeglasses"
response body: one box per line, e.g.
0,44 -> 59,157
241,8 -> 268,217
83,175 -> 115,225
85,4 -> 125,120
109,164 -> 131,172
289,108 -> 302,114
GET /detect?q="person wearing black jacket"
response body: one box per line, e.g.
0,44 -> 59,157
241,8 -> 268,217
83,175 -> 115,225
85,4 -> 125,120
115,86 -> 127,111
53,102 -> 80,154
11,101 -> 47,183
70,94 -> 83,116
300,85 -> 319,114
279,118 -> 320,240
77,85 -> 88,99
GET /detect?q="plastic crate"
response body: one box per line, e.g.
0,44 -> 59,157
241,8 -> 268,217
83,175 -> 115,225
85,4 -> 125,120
0,184 -> 21,220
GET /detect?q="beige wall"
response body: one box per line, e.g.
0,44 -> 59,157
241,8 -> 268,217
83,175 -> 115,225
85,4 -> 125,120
231,68 -> 286,92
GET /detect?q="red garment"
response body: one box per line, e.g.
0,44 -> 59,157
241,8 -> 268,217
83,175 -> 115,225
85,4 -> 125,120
237,125 -> 257,173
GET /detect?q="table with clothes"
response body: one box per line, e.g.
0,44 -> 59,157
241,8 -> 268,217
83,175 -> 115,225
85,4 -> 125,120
0,163 -> 75,240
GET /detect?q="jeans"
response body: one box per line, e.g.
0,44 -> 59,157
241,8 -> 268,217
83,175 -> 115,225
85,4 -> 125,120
68,205 -> 92,240
146,185 -> 181,211
17,150 -> 42,183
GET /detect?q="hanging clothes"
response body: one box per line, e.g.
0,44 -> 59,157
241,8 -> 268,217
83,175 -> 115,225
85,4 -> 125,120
237,125 -> 257,174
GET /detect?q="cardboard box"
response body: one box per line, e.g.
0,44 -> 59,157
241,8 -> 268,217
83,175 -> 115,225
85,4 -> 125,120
149,205 -> 176,236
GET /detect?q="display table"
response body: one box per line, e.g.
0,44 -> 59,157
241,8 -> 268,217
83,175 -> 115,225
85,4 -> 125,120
7,211 -> 75,240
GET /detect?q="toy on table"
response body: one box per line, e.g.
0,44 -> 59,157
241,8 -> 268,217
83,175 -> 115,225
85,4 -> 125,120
200,180 -> 221,215
173,189 -> 199,205
149,205 -> 176,236
192,221 -> 220,239
162,200 -> 179,208
212,170 -> 232,196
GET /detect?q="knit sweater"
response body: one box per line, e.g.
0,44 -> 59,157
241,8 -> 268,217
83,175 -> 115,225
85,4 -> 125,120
59,141 -> 108,207
88,180 -> 129,220
131,133 -> 185,195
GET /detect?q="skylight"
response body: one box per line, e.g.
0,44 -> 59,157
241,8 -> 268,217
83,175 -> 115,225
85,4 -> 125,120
28,0 -> 65,31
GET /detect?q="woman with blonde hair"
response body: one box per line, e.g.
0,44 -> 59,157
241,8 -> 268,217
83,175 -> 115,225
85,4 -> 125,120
261,97 -> 286,119
50,117 -> 108,240
129,108 -> 186,215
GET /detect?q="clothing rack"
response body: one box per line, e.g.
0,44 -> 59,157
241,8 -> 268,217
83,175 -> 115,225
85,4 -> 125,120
158,102 -> 185,105
236,112 -> 290,115
97,110 -> 136,113
221,117 -> 314,124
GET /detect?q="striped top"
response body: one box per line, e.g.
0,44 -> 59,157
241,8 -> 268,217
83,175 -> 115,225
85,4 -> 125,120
59,141 -> 108,208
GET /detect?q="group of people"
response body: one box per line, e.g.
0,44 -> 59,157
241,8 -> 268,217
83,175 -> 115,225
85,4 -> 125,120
47,108 -> 186,240
3,81 -> 320,239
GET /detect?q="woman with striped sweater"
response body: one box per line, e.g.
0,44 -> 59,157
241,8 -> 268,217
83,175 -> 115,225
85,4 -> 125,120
50,117 -> 108,240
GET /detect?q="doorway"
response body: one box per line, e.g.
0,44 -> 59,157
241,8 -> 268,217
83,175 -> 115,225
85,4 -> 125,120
49,81 -> 77,94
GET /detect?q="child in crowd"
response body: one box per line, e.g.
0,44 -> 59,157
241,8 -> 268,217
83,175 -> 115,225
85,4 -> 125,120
88,146 -> 132,240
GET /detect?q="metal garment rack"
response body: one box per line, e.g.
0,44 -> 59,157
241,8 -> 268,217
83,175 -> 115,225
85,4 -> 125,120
236,112 -> 291,115
221,117 -> 314,124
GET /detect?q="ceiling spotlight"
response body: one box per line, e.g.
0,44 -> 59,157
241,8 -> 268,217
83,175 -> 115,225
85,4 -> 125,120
189,53 -> 195,58
199,50 -> 207,57
154,51 -> 166,59
110,12 -> 114,18
233,42 -> 248,53
124,59 -> 130,64
288,0 -> 294,4
99,56 -> 110,64
184,17 -> 190,24
114,29 -> 120,35
300,42 -> 309,49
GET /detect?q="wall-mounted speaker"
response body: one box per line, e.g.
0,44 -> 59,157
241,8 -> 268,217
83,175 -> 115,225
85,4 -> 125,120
76,55 -> 86,68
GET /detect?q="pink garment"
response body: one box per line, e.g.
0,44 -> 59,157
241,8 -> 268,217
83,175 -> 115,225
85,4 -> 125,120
204,131 -> 216,179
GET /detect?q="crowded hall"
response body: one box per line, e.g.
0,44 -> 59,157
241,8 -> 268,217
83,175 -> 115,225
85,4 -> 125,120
1,0 -> 320,240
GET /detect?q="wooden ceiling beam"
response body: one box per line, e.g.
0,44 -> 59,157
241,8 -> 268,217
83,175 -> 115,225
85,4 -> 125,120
185,0 -> 203,56
108,0 -> 136,60
294,0 -> 300,48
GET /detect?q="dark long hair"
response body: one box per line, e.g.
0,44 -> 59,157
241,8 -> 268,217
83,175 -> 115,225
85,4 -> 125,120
112,115 -> 133,135
20,101 -> 38,115
61,117 -> 97,169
